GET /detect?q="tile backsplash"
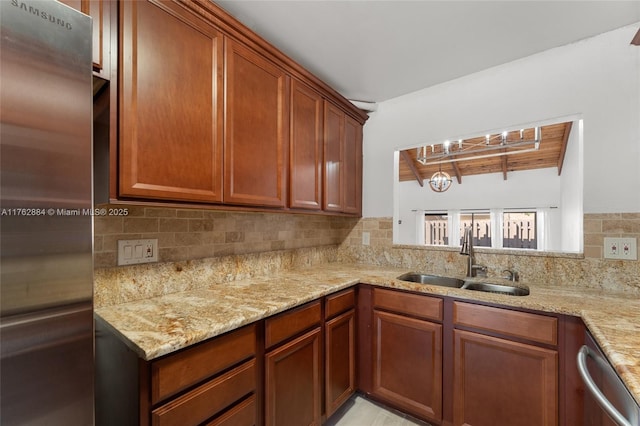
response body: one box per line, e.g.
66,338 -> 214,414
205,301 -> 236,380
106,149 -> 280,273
338,215 -> 640,294
94,205 -> 359,268
583,213 -> 640,259
94,207 -> 640,306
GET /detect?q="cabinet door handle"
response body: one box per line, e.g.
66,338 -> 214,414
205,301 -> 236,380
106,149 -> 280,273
577,345 -> 633,426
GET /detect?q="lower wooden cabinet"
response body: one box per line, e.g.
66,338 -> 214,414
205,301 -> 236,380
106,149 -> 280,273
372,309 -> 443,423
265,327 -> 322,426
97,285 -> 582,426
325,308 -> 356,417
367,288 -> 444,423
94,321 -> 258,426
205,395 -> 256,426
453,329 -> 558,426
452,301 -> 559,426
152,359 -> 256,426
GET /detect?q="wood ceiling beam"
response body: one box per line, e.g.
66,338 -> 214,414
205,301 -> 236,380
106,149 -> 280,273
501,153 -> 508,180
451,161 -> 462,184
631,28 -> 640,45
400,150 -> 424,187
557,122 -> 572,176
501,148 -> 509,180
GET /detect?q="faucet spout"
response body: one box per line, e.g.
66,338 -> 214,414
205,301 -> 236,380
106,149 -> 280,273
460,226 -> 476,277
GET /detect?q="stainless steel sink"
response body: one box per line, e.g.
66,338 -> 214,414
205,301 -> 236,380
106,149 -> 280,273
461,281 -> 529,296
396,272 -> 465,288
396,273 -> 529,296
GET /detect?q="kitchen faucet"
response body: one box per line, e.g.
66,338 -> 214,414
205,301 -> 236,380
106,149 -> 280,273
460,226 -> 487,278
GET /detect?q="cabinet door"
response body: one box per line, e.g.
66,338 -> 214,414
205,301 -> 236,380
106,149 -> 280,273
120,0 -> 223,202
323,102 -> 344,212
290,80 -> 323,210
372,310 -> 443,423
58,0 -> 110,77
325,309 -> 355,417
323,102 -> 363,214
453,329 -> 558,426
342,115 -> 362,215
265,328 -> 321,426
225,39 -> 289,207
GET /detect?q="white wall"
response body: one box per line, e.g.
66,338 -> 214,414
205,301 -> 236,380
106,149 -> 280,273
559,120 -> 584,251
363,24 -> 640,218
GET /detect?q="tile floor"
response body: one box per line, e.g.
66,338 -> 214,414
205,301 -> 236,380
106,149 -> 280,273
325,395 -> 431,426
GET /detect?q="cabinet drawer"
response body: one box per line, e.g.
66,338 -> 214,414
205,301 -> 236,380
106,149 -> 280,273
265,300 -> 321,348
205,395 -> 256,426
325,288 -> 355,319
151,324 -> 256,403
373,288 -> 443,322
152,359 -> 256,426
453,301 -> 558,346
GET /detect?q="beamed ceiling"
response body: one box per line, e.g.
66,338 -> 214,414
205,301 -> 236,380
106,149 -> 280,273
398,121 -> 573,186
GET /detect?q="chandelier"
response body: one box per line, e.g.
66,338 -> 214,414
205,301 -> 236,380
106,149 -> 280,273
428,167 -> 452,192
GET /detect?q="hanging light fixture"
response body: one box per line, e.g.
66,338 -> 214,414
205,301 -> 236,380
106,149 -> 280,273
416,126 -> 542,167
428,163 -> 452,192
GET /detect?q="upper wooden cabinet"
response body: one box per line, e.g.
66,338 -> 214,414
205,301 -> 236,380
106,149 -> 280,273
110,0 -> 366,214
58,0 -> 111,79
342,115 -> 363,215
289,80 -> 324,210
323,102 -> 344,212
119,0 -> 224,203
324,102 -> 363,215
224,39 -> 289,208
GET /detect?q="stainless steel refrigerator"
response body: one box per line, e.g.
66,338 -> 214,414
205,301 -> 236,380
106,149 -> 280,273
1,1 -> 94,424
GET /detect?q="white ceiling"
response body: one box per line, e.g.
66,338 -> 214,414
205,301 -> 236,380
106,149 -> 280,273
215,1 -> 640,102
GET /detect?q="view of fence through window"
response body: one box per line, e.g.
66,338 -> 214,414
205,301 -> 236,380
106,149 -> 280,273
503,212 -> 537,249
425,214 -> 448,245
460,213 -> 491,247
424,211 -> 538,249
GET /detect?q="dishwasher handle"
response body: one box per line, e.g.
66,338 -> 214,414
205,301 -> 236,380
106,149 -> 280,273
577,345 -> 633,426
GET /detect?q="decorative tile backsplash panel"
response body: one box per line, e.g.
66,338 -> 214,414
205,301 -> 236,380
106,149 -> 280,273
93,205 -> 358,268
94,208 -> 640,307
338,215 -> 640,294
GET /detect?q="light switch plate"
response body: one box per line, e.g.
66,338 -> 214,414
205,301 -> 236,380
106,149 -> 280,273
118,239 -> 158,265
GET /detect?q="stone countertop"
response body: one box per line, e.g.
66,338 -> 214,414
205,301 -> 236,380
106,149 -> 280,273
94,262 -> 640,406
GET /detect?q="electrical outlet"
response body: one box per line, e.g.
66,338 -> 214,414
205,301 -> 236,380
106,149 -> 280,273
604,237 -> 619,259
118,239 -> 158,265
362,232 -> 370,246
604,237 -> 637,260
620,237 -> 638,260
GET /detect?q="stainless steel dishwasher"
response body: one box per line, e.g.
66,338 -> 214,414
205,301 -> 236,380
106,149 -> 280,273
577,332 -> 640,426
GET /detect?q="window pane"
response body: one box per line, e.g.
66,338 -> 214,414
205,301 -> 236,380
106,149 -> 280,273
503,212 -> 537,249
460,213 -> 491,247
425,214 -> 448,245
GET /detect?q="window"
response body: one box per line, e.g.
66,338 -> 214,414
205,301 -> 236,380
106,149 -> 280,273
420,209 -> 542,250
460,212 -> 491,248
424,213 -> 448,245
503,211 -> 537,249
